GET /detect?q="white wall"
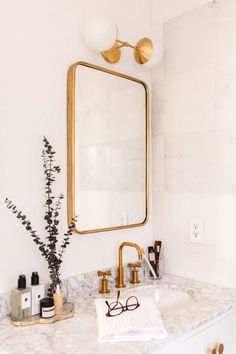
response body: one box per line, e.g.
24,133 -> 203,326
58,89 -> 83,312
152,0 -> 236,288
0,0 -> 153,293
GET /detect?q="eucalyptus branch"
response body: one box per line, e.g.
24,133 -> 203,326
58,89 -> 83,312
58,218 -> 76,263
51,194 -> 64,243
5,137 -> 76,297
4,198 -> 49,260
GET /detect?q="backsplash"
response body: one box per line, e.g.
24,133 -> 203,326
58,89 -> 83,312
152,0 -> 236,288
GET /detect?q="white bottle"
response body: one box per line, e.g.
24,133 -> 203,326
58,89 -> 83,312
30,272 -> 45,316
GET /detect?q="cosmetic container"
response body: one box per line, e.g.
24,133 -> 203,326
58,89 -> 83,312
154,241 -> 162,278
53,283 -> 63,314
40,298 -> 55,319
30,272 -> 45,316
11,274 -> 32,320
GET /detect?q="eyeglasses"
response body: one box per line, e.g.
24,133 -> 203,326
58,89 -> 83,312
105,290 -> 140,317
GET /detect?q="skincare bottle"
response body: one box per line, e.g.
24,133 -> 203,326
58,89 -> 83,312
148,246 -> 156,277
53,283 -> 63,314
11,274 -> 32,320
30,272 -> 45,316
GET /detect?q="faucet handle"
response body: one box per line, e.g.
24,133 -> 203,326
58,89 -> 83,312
128,262 -> 142,284
97,270 -> 112,277
97,270 -> 111,294
128,262 -> 142,268
215,343 -> 224,353
206,344 -> 224,354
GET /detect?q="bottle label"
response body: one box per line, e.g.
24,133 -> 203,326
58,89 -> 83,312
149,252 -> 155,262
31,285 -> 45,316
42,306 -> 55,318
21,292 -> 31,309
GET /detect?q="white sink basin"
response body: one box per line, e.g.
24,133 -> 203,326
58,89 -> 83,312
123,284 -> 195,314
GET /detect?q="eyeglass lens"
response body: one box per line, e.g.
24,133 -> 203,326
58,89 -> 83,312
105,292 -> 140,317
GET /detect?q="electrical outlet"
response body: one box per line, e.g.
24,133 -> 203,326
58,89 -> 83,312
189,217 -> 204,244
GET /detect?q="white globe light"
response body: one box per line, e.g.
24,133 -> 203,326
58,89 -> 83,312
84,17 -> 117,52
143,41 -> 163,68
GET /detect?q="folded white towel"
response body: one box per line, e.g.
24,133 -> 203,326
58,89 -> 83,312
95,292 -> 168,342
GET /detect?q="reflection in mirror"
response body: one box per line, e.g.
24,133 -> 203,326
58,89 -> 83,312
67,62 -> 149,234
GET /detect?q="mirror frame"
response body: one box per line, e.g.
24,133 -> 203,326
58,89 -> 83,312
67,61 -> 149,234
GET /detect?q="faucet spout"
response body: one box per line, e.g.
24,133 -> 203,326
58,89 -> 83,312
117,242 -> 143,288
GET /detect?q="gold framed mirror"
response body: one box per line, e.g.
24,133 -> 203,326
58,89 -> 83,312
67,62 -> 149,234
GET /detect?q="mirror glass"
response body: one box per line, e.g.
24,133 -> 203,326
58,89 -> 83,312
67,62 -> 149,234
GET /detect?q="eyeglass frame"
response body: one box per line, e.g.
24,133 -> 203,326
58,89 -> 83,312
105,290 -> 140,317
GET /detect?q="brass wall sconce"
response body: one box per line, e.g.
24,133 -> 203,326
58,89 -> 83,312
84,17 -> 162,67
102,37 -> 154,65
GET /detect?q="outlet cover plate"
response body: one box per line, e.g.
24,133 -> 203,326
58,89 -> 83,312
189,217 -> 204,244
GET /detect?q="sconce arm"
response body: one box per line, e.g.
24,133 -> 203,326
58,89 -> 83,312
116,40 -> 137,51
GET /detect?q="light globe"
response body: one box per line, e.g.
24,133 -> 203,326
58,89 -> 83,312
84,17 -> 117,52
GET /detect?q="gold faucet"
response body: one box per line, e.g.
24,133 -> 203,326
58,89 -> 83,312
116,242 -> 143,288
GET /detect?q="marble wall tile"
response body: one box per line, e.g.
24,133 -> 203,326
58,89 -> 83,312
163,247 -> 236,288
164,3 -> 216,75
151,0 -> 210,24
152,83 -> 163,137
153,192 -> 236,287
215,61 -> 236,130
152,66 -> 215,136
151,0 -> 236,288
152,136 -> 165,193
164,0 -> 236,75
153,192 -> 218,247
215,0 -> 236,65
216,194 -> 236,264
165,129 -> 236,193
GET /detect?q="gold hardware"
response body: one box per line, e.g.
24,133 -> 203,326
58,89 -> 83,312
128,262 -> 142,284
206,343 -> 224,354
101,42 -> 121,64
67,61 -> 150,234
97,270 -> 111,294
116,242 -> 143,288
101,37 -> 154,65
216,343 -> 224,354
134,38 -> 153,64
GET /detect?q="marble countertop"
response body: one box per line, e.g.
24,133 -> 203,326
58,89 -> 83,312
1,274 -> 236,354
